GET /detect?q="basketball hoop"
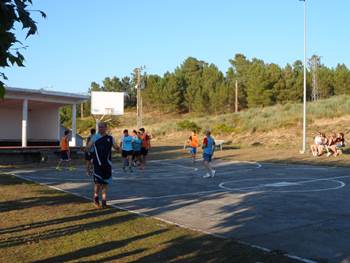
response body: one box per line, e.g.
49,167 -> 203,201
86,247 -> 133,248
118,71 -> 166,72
105,108 -> 113,115
91,91 -> 124,130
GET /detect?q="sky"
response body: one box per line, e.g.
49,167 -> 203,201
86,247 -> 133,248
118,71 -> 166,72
3,0 -> 350,93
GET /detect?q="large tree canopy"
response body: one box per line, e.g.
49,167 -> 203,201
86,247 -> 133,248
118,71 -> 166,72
0,0 -> 46,98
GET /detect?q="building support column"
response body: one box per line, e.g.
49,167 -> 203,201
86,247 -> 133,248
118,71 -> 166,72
57,107 -> 61,143
22,99 -> 28,147
71,103 -> 77,146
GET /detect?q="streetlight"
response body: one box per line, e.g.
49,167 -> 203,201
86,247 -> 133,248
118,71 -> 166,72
299,0 -> 307,154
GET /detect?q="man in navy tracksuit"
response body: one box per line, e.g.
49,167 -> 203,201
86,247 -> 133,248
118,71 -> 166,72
87,122 -> 119,208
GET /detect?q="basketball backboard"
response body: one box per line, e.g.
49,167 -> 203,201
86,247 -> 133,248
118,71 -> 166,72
91,91 -> 124,115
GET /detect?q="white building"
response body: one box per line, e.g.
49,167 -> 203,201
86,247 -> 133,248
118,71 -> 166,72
0,87 -> 88,147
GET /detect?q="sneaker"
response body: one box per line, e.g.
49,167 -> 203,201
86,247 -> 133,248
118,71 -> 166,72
102,200 -> 107,209
55,166 -> 62,171
68,166 -> 76,172
211,169 -> 216,178
203,173 -> 211,178
327,152 -> 332,157
93,196 -> 99,208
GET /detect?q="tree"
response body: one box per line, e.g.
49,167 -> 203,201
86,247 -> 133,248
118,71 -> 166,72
143,74 -> 162,110
0,0 -> 46,98
317,66 -> 334,99
334,64 -> 350,95
228,54 -> 251,109
177,57 -> 206,113
246,59 -> 275,107
197,63 -> 224,113
102,76 -> 122,92
160,72 -> 183,112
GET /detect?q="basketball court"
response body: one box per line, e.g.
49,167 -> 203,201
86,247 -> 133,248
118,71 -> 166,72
4,158 -> 350,263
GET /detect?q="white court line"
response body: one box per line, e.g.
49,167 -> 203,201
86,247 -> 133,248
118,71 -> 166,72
296,175 -> 350,184
213,160 -> 262,169
149,159 -> 199,171
24,175 -> 92,182
109,189 -> 224,202
219,176 -> 349,193
112,176 -> 191,181
23,174 -> 194,182
10,172 -> 317,263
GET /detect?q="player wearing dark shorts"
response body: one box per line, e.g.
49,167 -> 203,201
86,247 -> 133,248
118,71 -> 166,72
139,128 -> 151,168
132,131 -> 143,169
120,129 -> 134,172
187,130 -> 199,163
202,130 -> 216,178
86,122 -> 119,208
56,130 -> 74,171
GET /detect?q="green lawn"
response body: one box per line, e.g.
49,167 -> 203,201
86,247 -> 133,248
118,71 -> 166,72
0,173 -> 299,263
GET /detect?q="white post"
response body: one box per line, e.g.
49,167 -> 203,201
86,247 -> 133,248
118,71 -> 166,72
57,108 -> 61,142
71,103 -> 77,146
22,99 -> 28,147
301,0 -> 307,153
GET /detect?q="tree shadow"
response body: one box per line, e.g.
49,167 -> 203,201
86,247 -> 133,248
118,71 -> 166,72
0,193 -> 83,213
0,211 -> 137,249
0,173 -> 32,185
0,208 -> 116,235
32,230 -> 166,263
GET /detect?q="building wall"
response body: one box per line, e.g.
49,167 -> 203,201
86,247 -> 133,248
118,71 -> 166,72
0,107 -> 22,140
0,105 -> 59,141
29,107 -> 59,140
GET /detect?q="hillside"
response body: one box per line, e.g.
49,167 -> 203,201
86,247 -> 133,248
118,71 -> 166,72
75,95 -> 350,150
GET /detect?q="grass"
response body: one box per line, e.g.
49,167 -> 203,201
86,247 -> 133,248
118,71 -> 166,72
0,174 -> 299,263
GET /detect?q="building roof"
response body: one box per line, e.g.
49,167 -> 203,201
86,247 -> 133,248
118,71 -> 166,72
5,87 -> 89,104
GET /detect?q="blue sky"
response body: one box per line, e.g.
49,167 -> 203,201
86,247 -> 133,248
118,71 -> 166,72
3,0 -> 349,93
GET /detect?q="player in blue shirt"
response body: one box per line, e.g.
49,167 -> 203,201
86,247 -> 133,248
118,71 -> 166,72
132,130 -> 143,169
120,129 -> 134,172
202,129 -> 216,178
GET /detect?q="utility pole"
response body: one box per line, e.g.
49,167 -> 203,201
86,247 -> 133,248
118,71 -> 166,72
135,67 -> 144,129
235,80 -> 239,113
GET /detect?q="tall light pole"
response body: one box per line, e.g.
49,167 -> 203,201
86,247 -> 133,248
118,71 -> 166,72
300,0 -> 307,154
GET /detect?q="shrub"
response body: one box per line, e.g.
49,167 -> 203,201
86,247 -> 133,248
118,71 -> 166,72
176,120 -> 201,132
212,123 -> 235,134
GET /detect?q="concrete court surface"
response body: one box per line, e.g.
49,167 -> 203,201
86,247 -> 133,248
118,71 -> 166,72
4,158 -> 350,263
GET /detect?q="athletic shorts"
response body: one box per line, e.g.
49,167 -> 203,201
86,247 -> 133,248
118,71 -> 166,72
122,150 -> 133,158
141,147 -> 148,156
93,169 -> 112,185
190,147 -> 197,154
60,150 -> 70,161
84,152 -> 92,161
203,153 -> 212,162
133,151 -> 141,157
